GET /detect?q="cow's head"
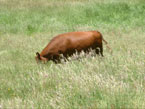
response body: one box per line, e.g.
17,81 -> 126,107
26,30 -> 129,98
35,52 -> 48,63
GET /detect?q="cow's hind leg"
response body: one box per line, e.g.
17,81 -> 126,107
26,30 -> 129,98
99,44 -> 104,57
95,48 -> 99,55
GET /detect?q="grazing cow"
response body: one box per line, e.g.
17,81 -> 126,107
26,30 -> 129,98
35,31 -> 110,63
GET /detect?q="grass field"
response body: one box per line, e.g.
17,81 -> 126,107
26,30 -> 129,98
0,0 -> 145,108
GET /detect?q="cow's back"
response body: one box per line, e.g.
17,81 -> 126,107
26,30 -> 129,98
49,31 -> 98,51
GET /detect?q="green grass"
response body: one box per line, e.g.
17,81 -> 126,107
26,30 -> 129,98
0,0 -> 145,108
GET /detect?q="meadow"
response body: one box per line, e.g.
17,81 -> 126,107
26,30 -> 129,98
0,0 -> 145,108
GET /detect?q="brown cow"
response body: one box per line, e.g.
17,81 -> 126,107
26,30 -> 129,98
35,31 -> 110,63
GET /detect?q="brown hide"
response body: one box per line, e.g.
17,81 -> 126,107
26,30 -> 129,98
35,31 -> 107,63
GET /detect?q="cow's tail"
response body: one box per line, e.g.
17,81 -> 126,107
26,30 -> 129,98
102,37 -> 112,53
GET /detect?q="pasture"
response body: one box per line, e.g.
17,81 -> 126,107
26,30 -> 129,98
0,0 -> 145,108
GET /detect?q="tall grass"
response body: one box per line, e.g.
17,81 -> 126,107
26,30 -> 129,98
0,0 -> 145,108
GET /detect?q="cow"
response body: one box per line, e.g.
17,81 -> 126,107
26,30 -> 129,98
35,31 -> 110,63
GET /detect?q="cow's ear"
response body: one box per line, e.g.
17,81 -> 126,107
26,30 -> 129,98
36,52 -> 41,59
